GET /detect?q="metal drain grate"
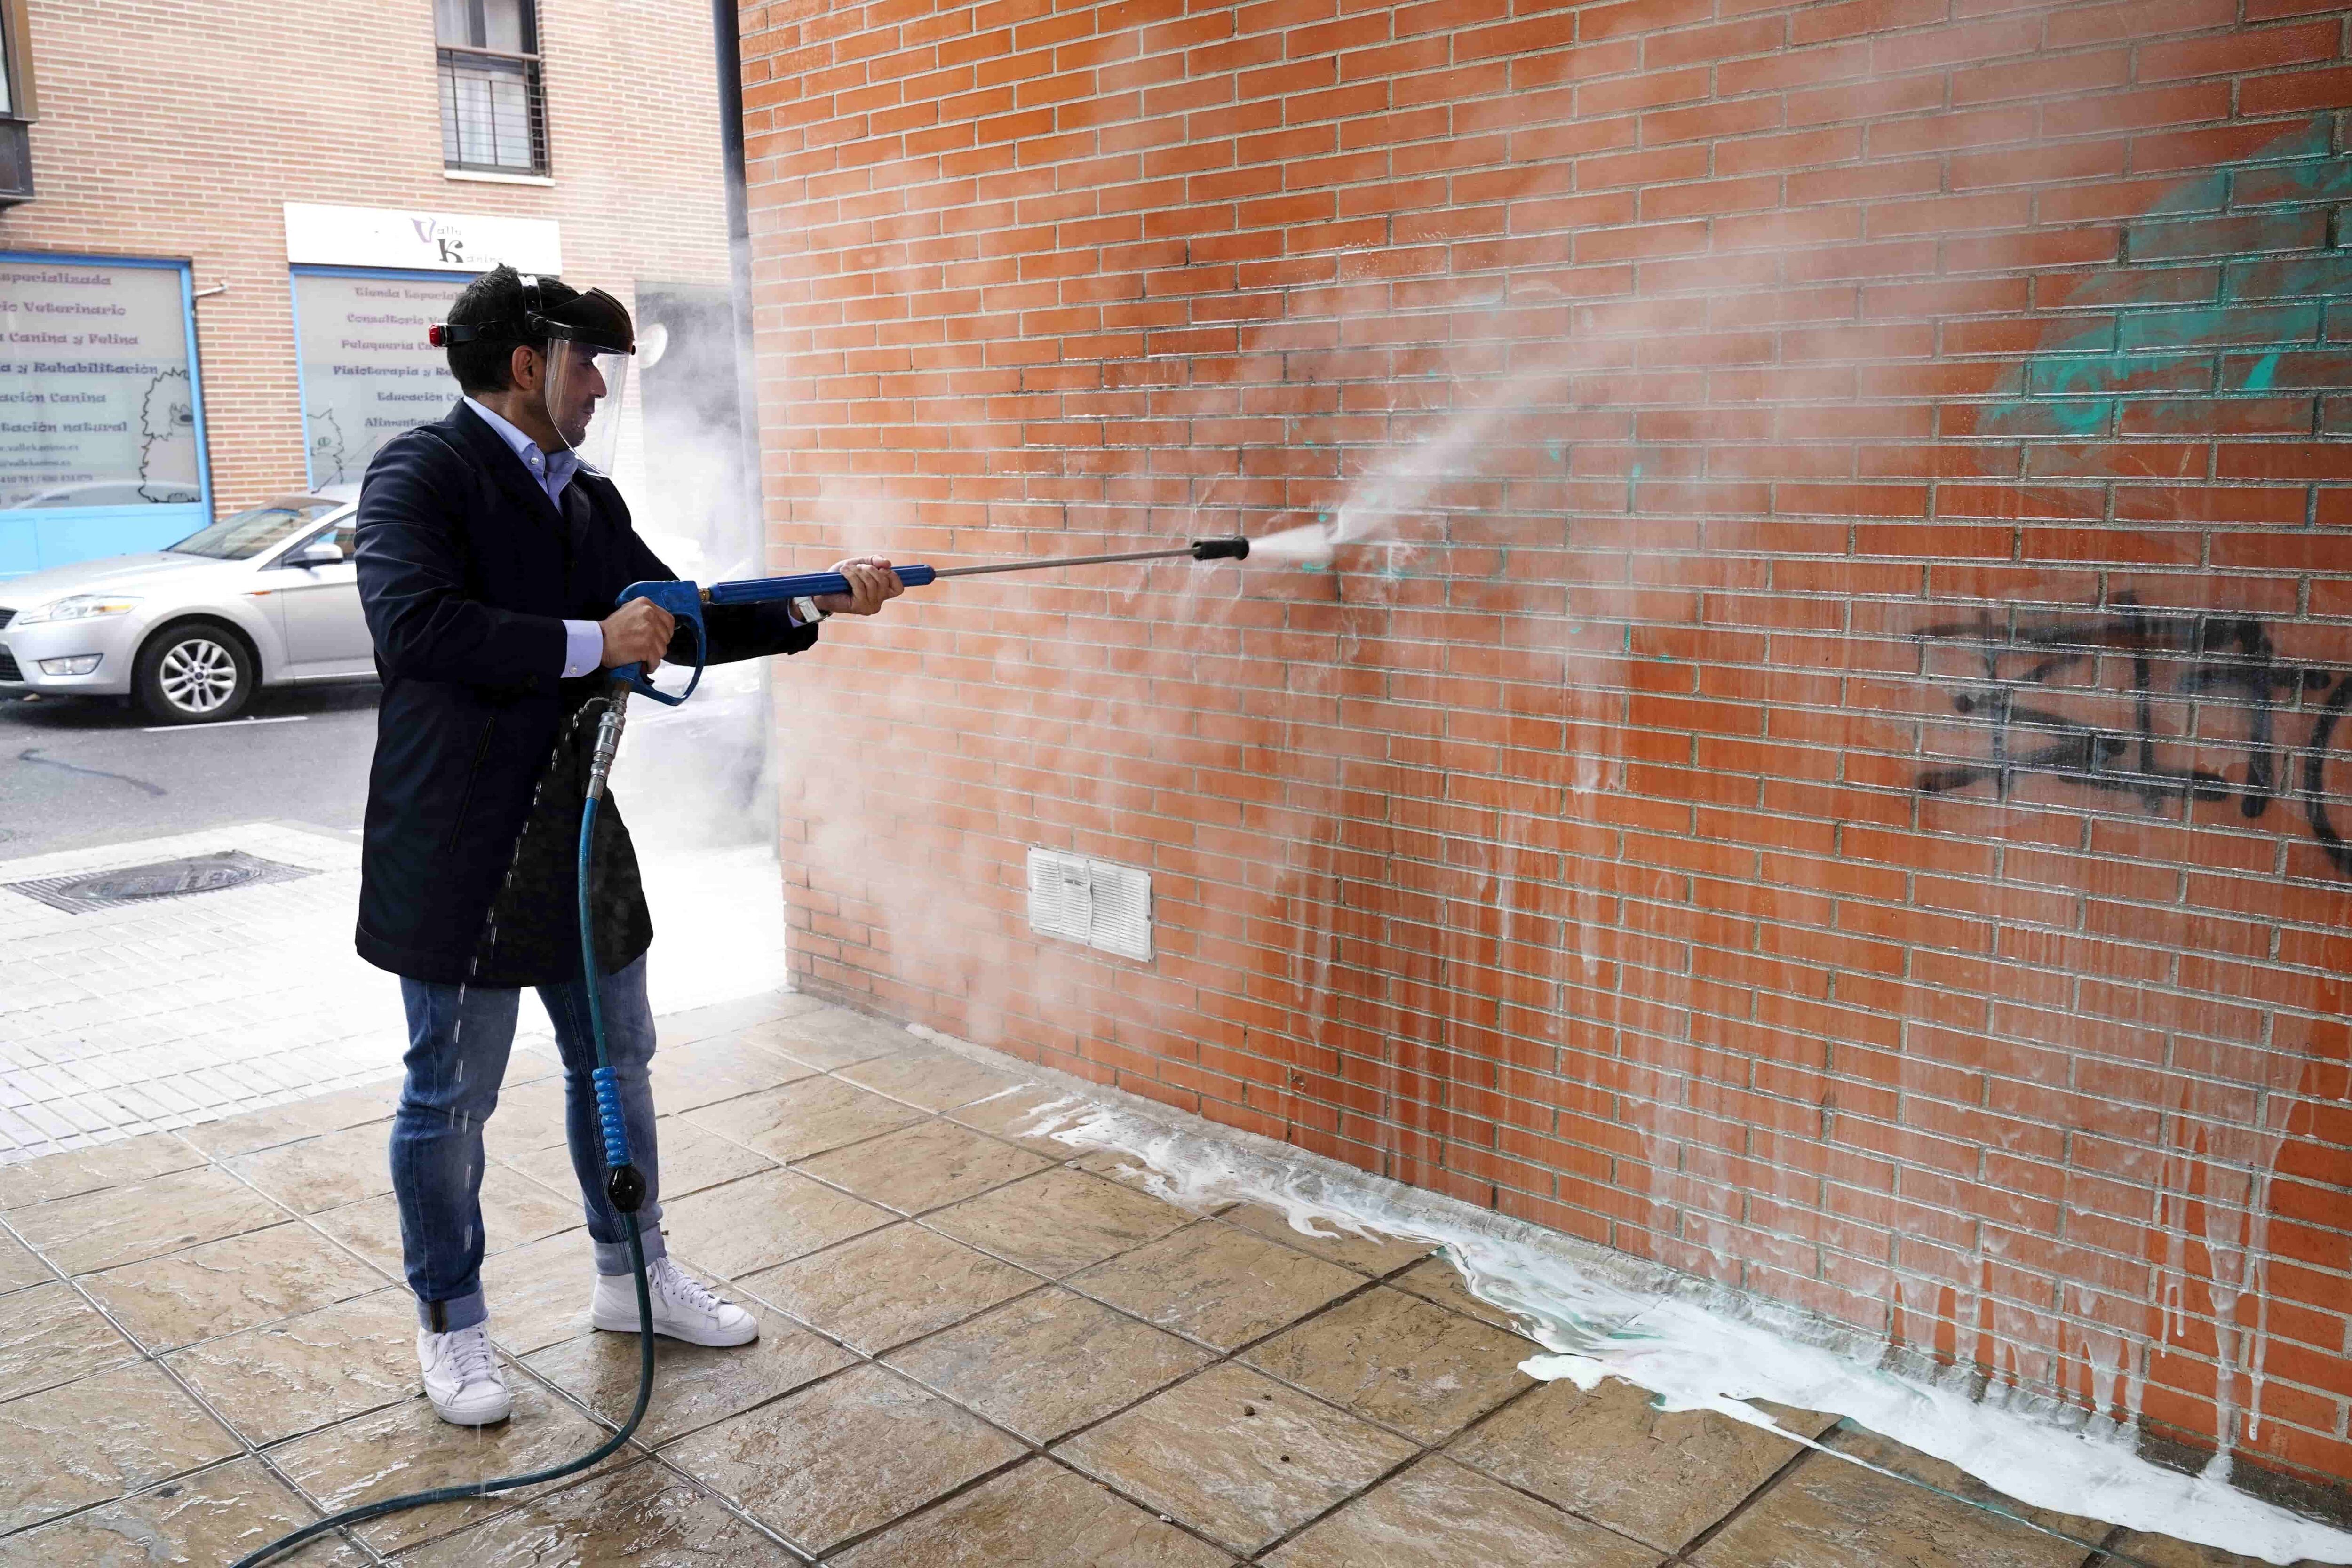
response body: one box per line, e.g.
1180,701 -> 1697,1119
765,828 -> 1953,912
7,850 -> 318,914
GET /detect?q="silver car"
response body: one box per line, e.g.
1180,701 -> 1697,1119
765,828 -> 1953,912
0,495 -> 376,724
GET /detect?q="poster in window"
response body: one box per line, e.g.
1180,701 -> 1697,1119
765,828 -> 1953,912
292,269 -> 468,490
0,259 -> 200,509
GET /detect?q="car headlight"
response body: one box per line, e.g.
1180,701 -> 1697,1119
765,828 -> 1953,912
14,593 -> 143,625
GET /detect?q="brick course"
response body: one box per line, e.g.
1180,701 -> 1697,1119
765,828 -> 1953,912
741,0 -> 2352,1486
5,0 -> 732,514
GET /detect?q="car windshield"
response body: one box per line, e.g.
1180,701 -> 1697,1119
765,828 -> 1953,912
166,502 -> 342,560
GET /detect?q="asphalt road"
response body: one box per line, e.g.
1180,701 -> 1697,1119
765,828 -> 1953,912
0,673 -> 772,862
0,683 -> 381,859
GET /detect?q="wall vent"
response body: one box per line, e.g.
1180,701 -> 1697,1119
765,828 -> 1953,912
1026,848 -> 1152,962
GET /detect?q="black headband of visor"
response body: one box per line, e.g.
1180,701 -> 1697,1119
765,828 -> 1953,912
427,274 -> 633,355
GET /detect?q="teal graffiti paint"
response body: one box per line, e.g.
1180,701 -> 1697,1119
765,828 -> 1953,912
1980,115 -> 2347,459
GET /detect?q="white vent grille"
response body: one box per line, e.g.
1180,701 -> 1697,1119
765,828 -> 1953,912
1026,848 -> 1152,962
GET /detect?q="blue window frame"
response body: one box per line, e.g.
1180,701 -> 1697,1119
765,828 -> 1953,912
288,264 -> 473,493
0,251 -> 211,579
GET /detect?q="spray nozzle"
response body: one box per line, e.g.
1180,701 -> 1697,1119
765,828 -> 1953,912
1191,536 -> 1250,562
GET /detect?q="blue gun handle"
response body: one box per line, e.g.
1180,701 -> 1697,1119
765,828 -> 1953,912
704,563 -> 936,605
612,579 -> 707,707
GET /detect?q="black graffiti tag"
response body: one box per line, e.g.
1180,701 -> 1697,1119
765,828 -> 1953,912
1915,597 -> 2352,879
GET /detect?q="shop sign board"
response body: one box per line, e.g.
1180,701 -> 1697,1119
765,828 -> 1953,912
283,203 -> 561,274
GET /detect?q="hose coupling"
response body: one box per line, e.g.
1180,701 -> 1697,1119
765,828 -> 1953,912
588,688 -> 630,802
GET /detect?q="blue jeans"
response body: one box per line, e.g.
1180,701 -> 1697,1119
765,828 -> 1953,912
391,954 -> 665,1333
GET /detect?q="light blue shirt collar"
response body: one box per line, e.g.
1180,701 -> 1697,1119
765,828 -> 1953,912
463,395 -> 580,508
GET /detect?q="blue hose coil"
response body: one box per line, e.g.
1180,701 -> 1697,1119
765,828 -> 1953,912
592,1065 -> 632,1169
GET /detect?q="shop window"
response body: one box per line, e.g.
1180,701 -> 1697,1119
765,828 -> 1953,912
289,267 -> 470,492
0,254 -> 208,576
436,0 -> 548,177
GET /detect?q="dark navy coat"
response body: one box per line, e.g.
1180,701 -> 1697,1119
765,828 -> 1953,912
352,401 -> 813,985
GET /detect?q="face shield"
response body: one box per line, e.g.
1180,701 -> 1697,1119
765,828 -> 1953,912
532,285 -> 635,476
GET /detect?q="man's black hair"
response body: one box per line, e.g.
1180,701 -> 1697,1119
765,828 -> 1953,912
443,264 -> 583,395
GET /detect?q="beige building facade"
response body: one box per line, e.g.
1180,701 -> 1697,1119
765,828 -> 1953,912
0,0 -> 742,578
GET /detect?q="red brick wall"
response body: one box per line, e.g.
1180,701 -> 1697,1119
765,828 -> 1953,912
739,0 -> 2352,1484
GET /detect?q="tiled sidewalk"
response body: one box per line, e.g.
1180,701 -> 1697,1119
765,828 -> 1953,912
0,823 -> 790,1162
0,994 -> 2306,1567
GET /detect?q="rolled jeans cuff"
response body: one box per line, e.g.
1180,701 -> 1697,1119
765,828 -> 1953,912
416,1287 -> 488,1335
594,1225 -> 666,1277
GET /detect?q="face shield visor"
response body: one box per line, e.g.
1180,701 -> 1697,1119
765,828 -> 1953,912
531,285 -> 634,476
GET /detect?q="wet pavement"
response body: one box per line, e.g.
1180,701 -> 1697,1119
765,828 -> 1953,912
0,993 -> 2316,1566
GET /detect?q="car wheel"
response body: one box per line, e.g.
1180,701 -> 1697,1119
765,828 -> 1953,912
135,622 -> 255,724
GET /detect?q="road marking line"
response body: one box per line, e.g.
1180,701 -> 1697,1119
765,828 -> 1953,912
142,715 -> 310,733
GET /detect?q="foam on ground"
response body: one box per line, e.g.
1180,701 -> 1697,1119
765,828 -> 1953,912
1001,1088 -> 2352,1566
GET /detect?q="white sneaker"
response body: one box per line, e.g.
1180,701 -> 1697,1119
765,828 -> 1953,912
417,1322 -> 512,1425
591,1256 -> 759,1347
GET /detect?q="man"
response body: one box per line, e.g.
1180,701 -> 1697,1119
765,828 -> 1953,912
353,264 -> 901,1425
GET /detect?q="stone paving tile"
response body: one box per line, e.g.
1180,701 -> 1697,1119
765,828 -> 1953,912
2098,1533 -> 2295,1567
0,1360 -> 240,1534
10,1164 -> 287,1275
164,1287 -> 420,1445
945,1082 -> 1090,1156
683,1076 -> 925,1162
1392,1254 -> 1521,1330
1452,1377 -> 1834,1552
0,1281 -> 139,1401
838,1048 -> 1031,1112
81,1219 -> 384,1352
0,1456 -> 357,1566
645,1038 -> 818,1113
754,1008 -> 917,1070
658,991 -> 819,1049
739,1221 -> 1040,1355
1688,1438 -> 2090,1568
885,1287 -> 1213,1442
664,1362 -> 1023,1554
307,1194 -> 408,1275
310,1158 -> 583,1278
0,1130 -> 204,1209
1070,1219 -> 1367,1350
477,1229 -> 601,1355
477,1080 -> 574,1164
1222,1202 -> 1434,1277
661,1168 -> 893,1279
1058,1362 -> 1420,1557
226,1122 -> 395,1214
524,1303 -> 855,1446
926,1167 -> 1194,1278
269,1373 -> 615,1554
394,1457 -> 798,1567
507,1114 -> 775,1201
0,1227 -> 48,1294
832,1457 -> 1241,1568
722,996 -> 834,1045
1243,1285 -> 1532,1444
1820,1424 -> 2111,1546
794,1118 -> 1052,1215
1265,1455 -> 1663,1568
178,1086 -> 394,1160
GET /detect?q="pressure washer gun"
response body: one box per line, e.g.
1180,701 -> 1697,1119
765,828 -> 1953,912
603,536 -> 1253,709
